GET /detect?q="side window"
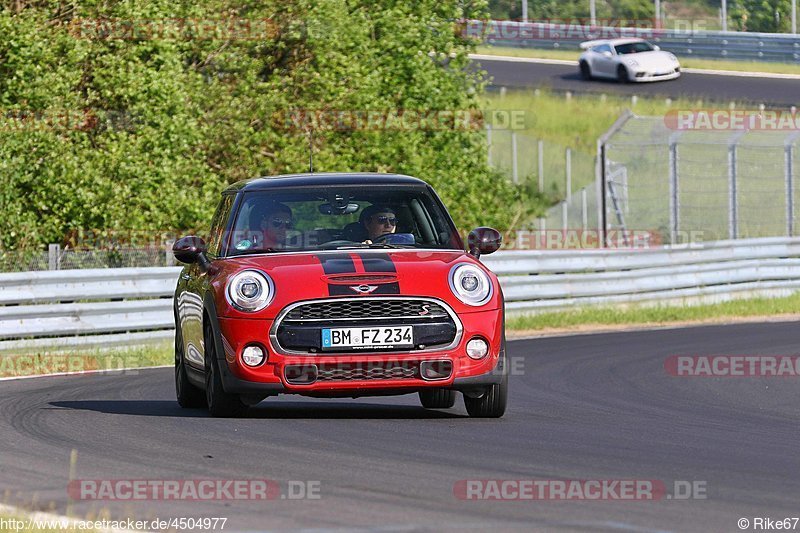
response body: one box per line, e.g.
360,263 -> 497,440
207,194 -> 235,257
593,44 -> 612,54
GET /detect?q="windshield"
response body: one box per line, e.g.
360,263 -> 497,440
224,186 -> 463,255
614,42 -> 654,54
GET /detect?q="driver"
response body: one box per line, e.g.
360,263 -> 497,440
250,202 -> 293,250
360,205 -> 397,244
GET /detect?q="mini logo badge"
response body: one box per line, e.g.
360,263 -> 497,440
350,284 -> 378,294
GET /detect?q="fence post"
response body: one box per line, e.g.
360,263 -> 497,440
486,124 -> 492,167
669,140 -> 679,244
538,139 -> 544,193
786,141 -> 795,237
48,244 -> 61,271
511,131 -> 519,184
561,201 -> 568,231
581,187 -> 588,230
565,148 -> 572,201
165,240 -> 175,267
728,137 -> 739,239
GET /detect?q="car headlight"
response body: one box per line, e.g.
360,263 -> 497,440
668,53 -> 678,61
449,263 -> 492,307
226,270 -> 274,312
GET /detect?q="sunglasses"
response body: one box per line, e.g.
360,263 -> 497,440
268,218 -> 293,229
372,215 -> 397,226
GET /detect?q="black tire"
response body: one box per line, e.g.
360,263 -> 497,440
463,363 -> 508,418
175,323 -> 206,408
204,323 -> 247,418
419,388 -> 457,409
617,65 -> 630,83
579,61 -> 592,80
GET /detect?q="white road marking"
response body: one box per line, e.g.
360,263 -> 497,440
469,53 -> 800,79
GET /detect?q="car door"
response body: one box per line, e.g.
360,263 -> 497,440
180,193 -> 236,370
591,44 -> 616,77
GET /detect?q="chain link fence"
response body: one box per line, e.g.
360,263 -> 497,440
0,244 -> 175,272
487,125 -> 601,234
601,112 -> 800,244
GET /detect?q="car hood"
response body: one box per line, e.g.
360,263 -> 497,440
620,51 -> 678,69
210,249 -> 502,318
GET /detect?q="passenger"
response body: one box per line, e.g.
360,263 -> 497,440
359,205 -> 397,244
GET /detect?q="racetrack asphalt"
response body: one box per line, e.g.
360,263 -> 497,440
0,321 -> 798,532
474,56 -> 800,107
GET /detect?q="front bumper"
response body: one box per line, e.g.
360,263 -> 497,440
215,307 -> 504,397
632,68 -> 680,82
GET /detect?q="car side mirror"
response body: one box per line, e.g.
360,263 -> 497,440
602,51 -> 612,58
173,236 -> 211,271
467,227 -> 502,258
653,45 -> 661,51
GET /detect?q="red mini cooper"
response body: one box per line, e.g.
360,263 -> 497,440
173,173 -> 507,417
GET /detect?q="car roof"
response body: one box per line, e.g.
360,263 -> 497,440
225,172 -> 429,193
582,37 -> 646,48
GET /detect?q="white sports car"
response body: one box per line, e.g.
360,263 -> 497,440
578,38 -> 681,83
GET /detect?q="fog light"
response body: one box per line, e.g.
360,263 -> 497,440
242,345 -> 266,367
466,338 -> 489,359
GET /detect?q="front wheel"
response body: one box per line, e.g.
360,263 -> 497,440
204,323 -> 247,418
463,367 -> 508,418
175,324 -> 205,408
617,65 -> 630,83
419,389 -> 456,409
579,61 -> 592,80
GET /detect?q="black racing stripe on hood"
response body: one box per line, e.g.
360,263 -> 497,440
317,253 -> 357,275
327,282 -> 400,296
360,253 -> 396,273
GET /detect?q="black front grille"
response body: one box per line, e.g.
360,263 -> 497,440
284,299 -> 450,321
316,363 -> 418,382
274,298 -> 459,354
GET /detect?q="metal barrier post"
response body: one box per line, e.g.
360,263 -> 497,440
486,124 -> 492,167
669,139 -> 679,244
728,136 -> 740,239
565,148 -> 572,201
511,132 -> 519,184
48,244 -> 61,271
581,187 -> 588,230
787,141 -> 796,237
538,139 -> 544,193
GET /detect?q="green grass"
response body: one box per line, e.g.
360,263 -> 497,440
507,293 -> 800,331
0,342 -> 172,378
476,45 -> 800,75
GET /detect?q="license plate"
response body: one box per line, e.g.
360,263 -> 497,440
321,326 -> 413,350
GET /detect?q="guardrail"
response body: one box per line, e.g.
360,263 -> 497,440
1,237 -> 799,352
482,236 -> 800,312
469,20 -> 800,63
0,267 -> 180,353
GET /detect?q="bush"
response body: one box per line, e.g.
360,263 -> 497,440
0,0 -> 528,250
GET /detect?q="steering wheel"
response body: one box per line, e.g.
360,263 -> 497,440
372,233 -> 394,243
318,240 -> 361,250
